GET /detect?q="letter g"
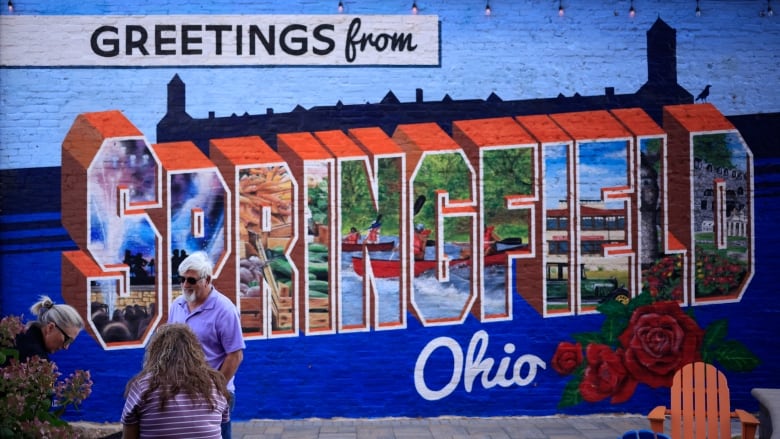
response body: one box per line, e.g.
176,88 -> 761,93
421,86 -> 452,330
91,26 -> 120,57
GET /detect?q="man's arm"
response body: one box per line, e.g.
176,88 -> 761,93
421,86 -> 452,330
220,349 -> 243,382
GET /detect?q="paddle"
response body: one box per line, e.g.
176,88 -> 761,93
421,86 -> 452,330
413,195 -> 426,215
371,213 -> 382,228
366,214 -> 382,232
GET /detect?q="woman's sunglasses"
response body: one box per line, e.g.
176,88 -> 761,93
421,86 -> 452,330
179,276 -> 202,285
54,322 -> 73,347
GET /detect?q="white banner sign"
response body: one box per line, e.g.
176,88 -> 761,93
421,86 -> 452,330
0,15 -> 440,67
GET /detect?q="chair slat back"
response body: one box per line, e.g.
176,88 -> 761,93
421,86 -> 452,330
669,362 -> 732,439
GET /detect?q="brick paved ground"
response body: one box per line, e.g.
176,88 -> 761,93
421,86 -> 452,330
231,414 -> 651,439
73,414 -> 754,439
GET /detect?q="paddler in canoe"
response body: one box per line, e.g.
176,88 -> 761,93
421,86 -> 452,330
343,227 -> 361,245
413,223 -> 432,260
365,220 -> 381,244
341,218 -> 395,252
484,225 -> 502,255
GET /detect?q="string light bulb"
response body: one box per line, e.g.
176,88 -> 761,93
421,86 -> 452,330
695,0 -> 701,16
629,0 -> 636,18
769,0 -> 774,16
558,0 -> 564,16
485,1 -> 491,16
7,0 -> 13,13
338,0 -> 344,13
412,1 -> 418,14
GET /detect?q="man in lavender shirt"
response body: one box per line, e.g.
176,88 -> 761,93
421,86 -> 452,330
169,251 -> 245,439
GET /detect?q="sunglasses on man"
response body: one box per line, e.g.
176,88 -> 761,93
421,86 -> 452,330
179,276 -> 203,285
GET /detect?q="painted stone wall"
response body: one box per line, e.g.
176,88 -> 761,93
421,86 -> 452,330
1,0 -> 779,424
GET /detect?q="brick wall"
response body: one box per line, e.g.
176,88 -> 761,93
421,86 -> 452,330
1,0 -> 779,425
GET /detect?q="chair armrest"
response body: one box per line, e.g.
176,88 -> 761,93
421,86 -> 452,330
648,406 -> 668,433
733,409 -> 759,439
733,408 -> 759,425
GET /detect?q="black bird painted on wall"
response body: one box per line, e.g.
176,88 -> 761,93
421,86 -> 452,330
696,84 -> 711,102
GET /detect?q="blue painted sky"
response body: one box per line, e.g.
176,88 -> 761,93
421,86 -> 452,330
543,141 -> 629,209
0,0 -> 778,169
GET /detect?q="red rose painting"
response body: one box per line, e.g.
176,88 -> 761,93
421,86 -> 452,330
551,341 -> 583,375
552,291 -> 758,409
619,301 -> 704,388
580,344 -> 637,404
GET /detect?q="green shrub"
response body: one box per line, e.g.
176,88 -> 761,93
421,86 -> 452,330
0,315 -> 93,439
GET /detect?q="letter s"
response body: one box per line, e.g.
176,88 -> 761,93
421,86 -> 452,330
312,24 -> 335,55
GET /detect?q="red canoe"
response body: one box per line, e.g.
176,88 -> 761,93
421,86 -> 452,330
341,240 -> 395,252
351,249 -> 519,278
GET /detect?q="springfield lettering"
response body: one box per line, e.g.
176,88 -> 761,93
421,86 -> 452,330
0,15 -> 440,67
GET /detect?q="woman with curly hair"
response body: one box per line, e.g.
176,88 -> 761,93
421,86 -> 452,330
121,323 -> 230,438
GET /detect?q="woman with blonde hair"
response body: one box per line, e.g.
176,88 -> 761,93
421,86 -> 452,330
6,295 -> 85,364
121,323 -> 230,439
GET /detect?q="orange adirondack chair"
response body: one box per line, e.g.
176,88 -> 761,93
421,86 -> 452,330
648,362 -> 758,439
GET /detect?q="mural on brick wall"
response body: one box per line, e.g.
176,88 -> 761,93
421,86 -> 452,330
2,3 -> 778,424
60,84 -> 758,414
